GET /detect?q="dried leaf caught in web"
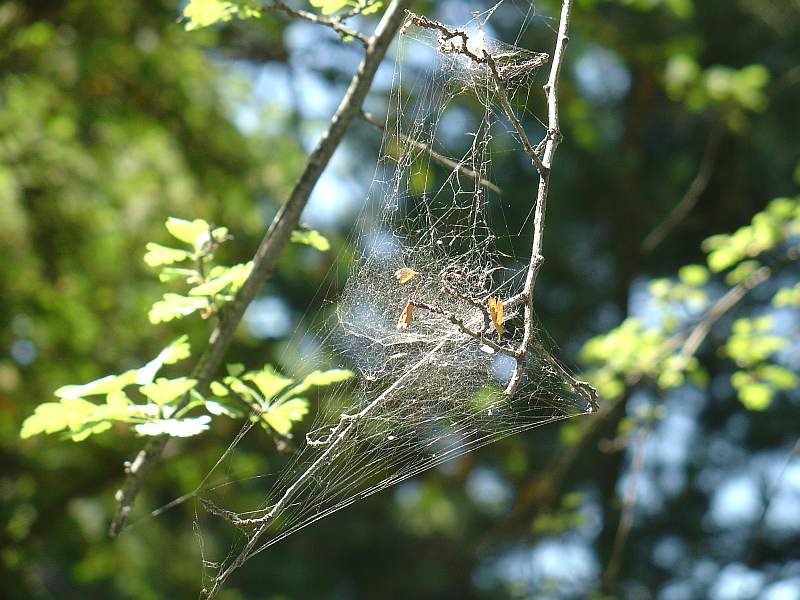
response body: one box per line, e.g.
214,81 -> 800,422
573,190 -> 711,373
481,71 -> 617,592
487,297 -> 505,336
396,302 -> 414,330
394,267 -> 419,284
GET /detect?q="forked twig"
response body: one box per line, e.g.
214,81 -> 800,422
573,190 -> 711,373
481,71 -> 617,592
404,3 -> 596,409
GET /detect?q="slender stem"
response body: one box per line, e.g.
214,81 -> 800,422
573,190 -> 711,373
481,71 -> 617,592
268,1 -> 369,45
505,0 -> 573,396
109,0 -> 413,537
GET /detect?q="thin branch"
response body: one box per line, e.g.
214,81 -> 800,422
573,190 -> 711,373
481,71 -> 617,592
109,0 -> 413,537
410,300 -> 517,358
267,1 -> 370,46
360,111 -> 503,194
602,422 -> 652,589
483,52 -> 547,175
504,0 -> 574,397
641,125 -> 723,255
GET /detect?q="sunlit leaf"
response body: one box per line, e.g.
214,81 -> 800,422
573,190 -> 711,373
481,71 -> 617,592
135,416 -> 212,437
678,264 -> 709,286
136,335 -> 192,384
262,398 -> 309,435
291,229 -> 331,252
309,0 -> 349,15
144,243 -> 191,267
139,377 -> 197,405
189,262 -> 253,297
20,402 -> 69,438
148,293 -> 207,323
55,370 -> 138,399
244,366 -> 294,400
287,368 -> 353,396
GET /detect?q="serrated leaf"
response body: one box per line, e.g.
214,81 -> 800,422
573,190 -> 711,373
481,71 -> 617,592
244,366 -> 294,400
144,243 -> 191,267
189,262 -> 253,297
136,335 -> 192,384
20,402 -> 69,438
287,368 -> 353,396
139,377 -> 197,405
148,294 -> 207,323
55,370 -> 138,399
165,217 -> 211,244
291,229 -> 331,252
135,416 -> 212,437
262,398 -> 309,435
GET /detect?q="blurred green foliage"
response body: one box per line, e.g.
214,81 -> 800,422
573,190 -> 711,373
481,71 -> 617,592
1,0 -> 799,599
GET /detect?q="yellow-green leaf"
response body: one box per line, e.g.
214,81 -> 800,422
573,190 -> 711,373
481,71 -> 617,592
291,229 -> 331,252
139,377 -> 197,405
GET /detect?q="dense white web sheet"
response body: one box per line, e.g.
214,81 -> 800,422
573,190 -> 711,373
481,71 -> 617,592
195,10 -> 593,595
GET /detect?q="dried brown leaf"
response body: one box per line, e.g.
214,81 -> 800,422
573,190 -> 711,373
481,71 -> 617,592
396,302 -> 414,330
487,296 -> 505,336
394,267 -> 419,285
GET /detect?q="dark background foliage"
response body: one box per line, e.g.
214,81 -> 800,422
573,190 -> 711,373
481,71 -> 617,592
1,0 -> 798,598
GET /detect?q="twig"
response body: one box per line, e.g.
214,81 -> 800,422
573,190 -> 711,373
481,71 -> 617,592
109,0 -> 413,537
201,340 -> 446,599
504,0 -> 574,397
410,300 -> 517,357
602,422 -> 653,589
641,126 -> 723,255
360,111 -> 503,194
267,1 -> 370,46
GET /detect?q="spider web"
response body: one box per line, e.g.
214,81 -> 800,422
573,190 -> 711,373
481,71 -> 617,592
195,10 -> 592,595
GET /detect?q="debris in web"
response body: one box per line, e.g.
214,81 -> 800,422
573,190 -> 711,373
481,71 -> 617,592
197,12 -> 596,597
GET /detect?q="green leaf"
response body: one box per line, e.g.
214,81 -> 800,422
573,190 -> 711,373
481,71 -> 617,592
291,229 -> 331,252
226,363 -> 245,377
20,402 -> 70,438
143,243 -> 191,267
287,368 -> 353,396
243,366 -> 294,400
158,267 -> 198,283
137,335 -> 192,384
54,370 -> 138,399
106,390 -> 130,411
135,416 -> 211,437
678,264 -> 709,286
361,1 -> 383,15
262,398 -> 309,435
148,293 -> 207,323
737,382 -> 772,411
757,365 -> 798,390
309,0 -> 349,15
205,400 -> 243,418
189,262 -> 253,297
139,377 -> 197,405
165,217 -> 211,245
210,381 -> 229,397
